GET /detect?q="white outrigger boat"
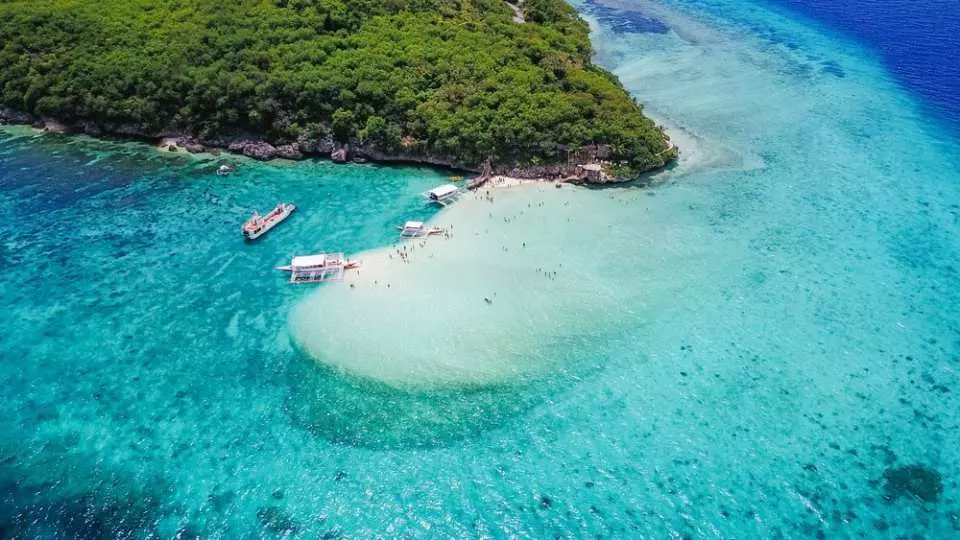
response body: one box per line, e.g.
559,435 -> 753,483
275,253 -> 361,283
423,184 -> 461,206
398,220 -> 443,238
242,203 -> 295,241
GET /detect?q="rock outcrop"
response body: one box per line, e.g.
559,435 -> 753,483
276,144 -> 303,160
351,144 -> 472,171
491,163 -> 576,180
331,146 -> 349,163
42,117 -> 70,133
0,106 -> 35,125
228,140 -> 278,161
183,141 -> 205,153
0,106 -> 673,184
79,120 -> 103,136
296,134 -> 336,155
158,137 -> 180,152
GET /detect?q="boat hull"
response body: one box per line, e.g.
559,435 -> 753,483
276,260 -> 361,273
243,204 -> 295,241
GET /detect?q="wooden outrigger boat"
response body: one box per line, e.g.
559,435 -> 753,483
275,253 -> 361,283
243,203 -> 295,241
398,221 -> 442,238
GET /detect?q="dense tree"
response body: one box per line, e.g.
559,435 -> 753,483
0,0 -> 675,173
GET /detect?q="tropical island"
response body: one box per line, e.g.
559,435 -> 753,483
0,0 -> 677,181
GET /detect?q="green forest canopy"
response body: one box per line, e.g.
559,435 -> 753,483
0,0 -> 675,172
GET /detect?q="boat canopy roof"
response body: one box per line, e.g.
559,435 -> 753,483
428,184 -> 459,198
403,221 -> 424,229
292,254 -> 327,268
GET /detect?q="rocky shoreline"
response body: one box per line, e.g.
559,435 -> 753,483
0,106 -> 675,184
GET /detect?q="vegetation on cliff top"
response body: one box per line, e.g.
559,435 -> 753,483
0,0 -> 675,172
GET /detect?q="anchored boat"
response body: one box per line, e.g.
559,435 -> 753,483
242,203 -> 295,241
398,220 -> 442,238
275,253 -> 361,283
423,184 -> 461,206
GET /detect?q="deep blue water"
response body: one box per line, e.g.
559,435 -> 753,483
585,0 -> 960,133
767,0 -> 960,131
583,0 -> 671,34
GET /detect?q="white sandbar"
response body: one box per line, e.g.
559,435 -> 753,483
289,181 -> 644,389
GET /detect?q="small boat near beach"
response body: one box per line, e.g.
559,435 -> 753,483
275,256 -> 361,272
243,203 -> 295,241
423,184 -> 461,206
217,164 -> 235,176
275,253 -> 360,283
398,220 -> 442,238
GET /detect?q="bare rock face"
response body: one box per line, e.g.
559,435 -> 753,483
244,142 -> 278,160
80,121 -> 103,136
296,133 -> 335,155
111,123 -> 144,137
296,134 -> 317,154
182,140 -> 206,153
331,146 -> 349,163
351,144 -> 470,171
492,164 -> 577,180
228,140 -> 278,160
316,136 -> 336,155
276,144 -> 304,160
0,106 -> 35,124
158,137 -> 180,151
0,107 -> 667,182
42,118 -> 71,133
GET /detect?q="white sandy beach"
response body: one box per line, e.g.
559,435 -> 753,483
286,114 -> 745,389
287,149 -> 726,389
293,183 -> 600,386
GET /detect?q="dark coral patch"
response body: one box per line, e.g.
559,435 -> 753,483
257,506 -> 298,533
820,60 -> 846,78
882,464 -> 943,503
582,0 -> 669,34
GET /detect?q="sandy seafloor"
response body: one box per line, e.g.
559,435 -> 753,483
2,0 -> 960,537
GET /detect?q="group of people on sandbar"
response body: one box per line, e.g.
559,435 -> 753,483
536,267 -> 561,281
387,225 -> 455,264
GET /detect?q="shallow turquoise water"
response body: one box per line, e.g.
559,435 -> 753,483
3,0 -> 960,538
